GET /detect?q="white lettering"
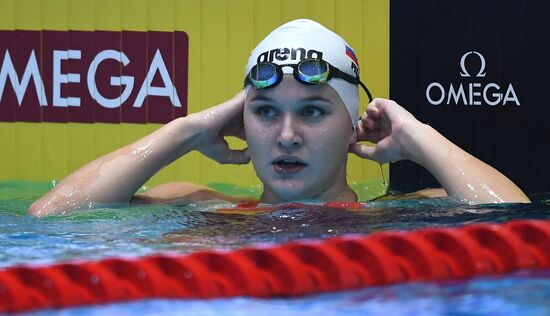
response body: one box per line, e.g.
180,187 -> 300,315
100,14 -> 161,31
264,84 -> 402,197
483,83 -> 501,106
446,83 -> 467,105
470,82 -> 482,105
427,81 -> 521,107
133,49 -> 182,108
426,50 -> 521,107
426,82 -> 445,105
87,50 -> 134,109
53,50 -> 81,107
503,84 -> 520,106
0,50 -> 47,106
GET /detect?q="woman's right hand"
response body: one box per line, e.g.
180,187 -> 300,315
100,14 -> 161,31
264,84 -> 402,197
188,91 -> 250,165
28,91 -> 251,216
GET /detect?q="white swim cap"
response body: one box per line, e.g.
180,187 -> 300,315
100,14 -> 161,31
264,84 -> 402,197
244,19 -> 361,128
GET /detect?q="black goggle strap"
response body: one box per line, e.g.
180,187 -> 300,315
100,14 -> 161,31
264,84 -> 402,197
358,80 -> 373,104
329,66 -> 373,104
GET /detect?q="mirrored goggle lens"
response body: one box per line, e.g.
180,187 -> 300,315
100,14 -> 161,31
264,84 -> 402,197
297,59 -> 329,84
249,63 -> 279,88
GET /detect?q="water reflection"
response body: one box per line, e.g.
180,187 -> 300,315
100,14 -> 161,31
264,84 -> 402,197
0,196 -> 549,267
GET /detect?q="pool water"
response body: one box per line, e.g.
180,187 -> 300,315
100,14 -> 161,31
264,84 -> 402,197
1,181 -> 550,315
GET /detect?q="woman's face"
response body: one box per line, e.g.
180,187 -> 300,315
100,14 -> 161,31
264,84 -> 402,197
244,75 -> 355,202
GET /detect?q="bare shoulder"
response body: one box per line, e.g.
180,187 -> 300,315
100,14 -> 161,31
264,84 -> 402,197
377,188 -> 448,200
131,182 -> 240,204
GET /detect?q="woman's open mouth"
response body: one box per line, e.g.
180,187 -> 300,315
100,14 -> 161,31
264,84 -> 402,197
272,158 -> 307,175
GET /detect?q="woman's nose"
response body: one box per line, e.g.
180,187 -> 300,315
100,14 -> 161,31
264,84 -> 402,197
277,115 -> 302,148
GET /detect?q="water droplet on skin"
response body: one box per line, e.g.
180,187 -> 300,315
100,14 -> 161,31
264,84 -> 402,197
131,140 -> 155,161
480,183 -> 504,203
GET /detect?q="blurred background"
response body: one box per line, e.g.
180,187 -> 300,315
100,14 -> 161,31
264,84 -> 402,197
0,0 -> 389,196
2,0 -> 546,197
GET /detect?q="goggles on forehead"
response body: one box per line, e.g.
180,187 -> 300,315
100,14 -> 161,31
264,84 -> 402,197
244,58 -> 373,103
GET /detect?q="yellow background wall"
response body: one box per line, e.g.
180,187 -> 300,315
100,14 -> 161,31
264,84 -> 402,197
0,0 -> 389,191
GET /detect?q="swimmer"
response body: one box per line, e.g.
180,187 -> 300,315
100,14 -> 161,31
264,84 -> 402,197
28,19 -> 530,217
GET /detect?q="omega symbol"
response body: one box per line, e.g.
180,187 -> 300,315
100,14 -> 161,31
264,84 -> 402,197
459,51 -> 486,78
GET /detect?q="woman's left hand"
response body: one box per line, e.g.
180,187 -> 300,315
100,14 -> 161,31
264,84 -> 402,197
349,98 -> 530,204
349,98 -> 421,164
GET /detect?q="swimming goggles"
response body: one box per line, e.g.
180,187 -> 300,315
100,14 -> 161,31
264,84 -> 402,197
244,58 -> 373,103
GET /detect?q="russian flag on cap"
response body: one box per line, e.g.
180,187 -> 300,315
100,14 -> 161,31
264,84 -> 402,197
345,45 -> 358,65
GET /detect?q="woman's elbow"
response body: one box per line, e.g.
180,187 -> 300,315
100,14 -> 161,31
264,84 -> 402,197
28,199 -> 48,217
28,196 -> 64,217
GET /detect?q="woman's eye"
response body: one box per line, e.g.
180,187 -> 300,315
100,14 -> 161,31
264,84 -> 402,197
256,106 -> 278,118
302,106 -> 324,118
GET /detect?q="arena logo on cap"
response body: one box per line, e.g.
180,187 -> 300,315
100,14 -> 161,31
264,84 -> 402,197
425,51 -> 520,107
0,30 -> 189,123
256,47 -> 323,63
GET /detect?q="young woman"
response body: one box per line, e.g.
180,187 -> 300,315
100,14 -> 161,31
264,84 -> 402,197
28,19 -> 529,217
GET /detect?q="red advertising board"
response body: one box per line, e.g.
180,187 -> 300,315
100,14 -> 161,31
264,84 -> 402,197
0,30 -> 188,123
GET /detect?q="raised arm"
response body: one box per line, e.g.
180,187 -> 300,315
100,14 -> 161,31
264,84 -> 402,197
349,98 -> 529,204
28,92 -> 249,217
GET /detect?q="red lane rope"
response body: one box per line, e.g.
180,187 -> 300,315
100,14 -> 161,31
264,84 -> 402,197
1,210 -> 550,313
